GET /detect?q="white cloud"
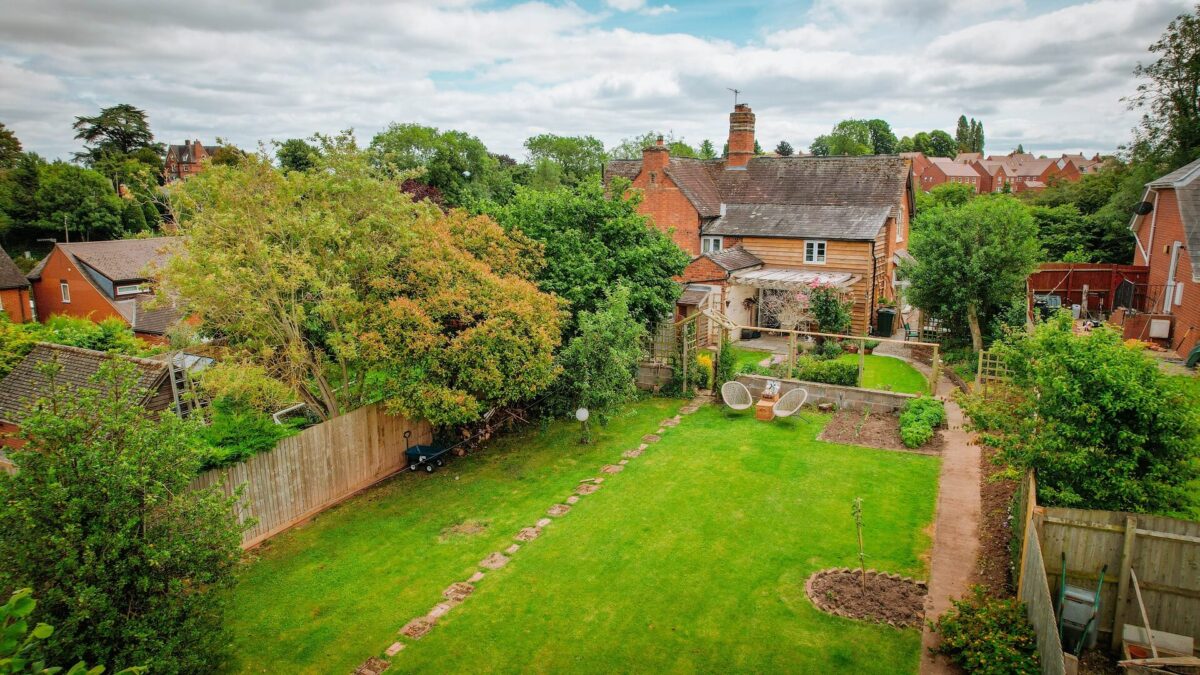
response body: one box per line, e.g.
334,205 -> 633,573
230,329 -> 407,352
0,0 -> 1188,161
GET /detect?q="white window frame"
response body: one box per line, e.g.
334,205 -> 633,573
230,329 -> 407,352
701,236 -> 723,254
115,284 -> 144,296
804,240 -> 827,265
60,282 -> 70,304
896,217 -> 905,243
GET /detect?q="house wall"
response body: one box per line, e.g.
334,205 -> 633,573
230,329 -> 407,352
738,237 -> 874,334
30,248 -> 125,326
1133,188 -> 1200,358
0,288 -> 32,323
631,169 -> 703,256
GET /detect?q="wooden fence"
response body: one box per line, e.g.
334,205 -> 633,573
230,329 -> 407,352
191,402 -> 431,548
1014,472 -> 1200,665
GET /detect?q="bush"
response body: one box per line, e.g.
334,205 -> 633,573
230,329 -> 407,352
935,586 -> 1039,674
737,362 -> 771,376
815,339 -> 844,360
900,396 -> 945,448
198,398 -> 303,470
714,336 -> 736,389
790,356 -> 858,386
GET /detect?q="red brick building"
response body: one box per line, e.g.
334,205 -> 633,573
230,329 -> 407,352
26,238 -> 182,343
921,158 -> 985,192
971,160 -> 1010,193
605,104 -> 915,336
0,247 -> 32,323
1127,158 -> 1200,360
164,140 -> 218,181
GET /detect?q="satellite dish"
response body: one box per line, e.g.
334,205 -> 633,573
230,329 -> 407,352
575,408 -> 590,422
1133,201 -> 1154,216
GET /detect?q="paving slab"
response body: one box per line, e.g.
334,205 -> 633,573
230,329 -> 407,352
480,552 -> 509,570
547,504 -> 571,517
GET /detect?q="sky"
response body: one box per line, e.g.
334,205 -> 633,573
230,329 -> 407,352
0,0 -> 1192,162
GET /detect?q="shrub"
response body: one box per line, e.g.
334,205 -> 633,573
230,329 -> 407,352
714,336 -> 737,389
815,339 -> 844,360
198,397 -> 304,470
696,352 -> 714,390
864,339 -> 881,351
900,396 -> 945,448
737,362 -> 771,376
790,356 -> 858,387
935,586 -> 1039,675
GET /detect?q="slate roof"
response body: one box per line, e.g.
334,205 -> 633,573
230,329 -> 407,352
677,284 -> 712,306
0,343 -> 168,424
703,204 -> 891,241
1145,156 -> 1200,281
0,247 -> 30,290
604,160 -> 642,181
664,159 -> 723,217
132,295 -> 182,335
704,245 -> 762,271
40,238 -> 180,283
167,142 -> 218,163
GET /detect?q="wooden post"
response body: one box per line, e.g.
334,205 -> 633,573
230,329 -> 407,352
1129,567 -> 1157,658
1110,515 -> 1138,651
787,332 -> 795,378
1016,473 -> 1037,598
858,338 -> 865,386
976,350 -> 984,390
931,343 -> 941,395
681,322 -> 689,396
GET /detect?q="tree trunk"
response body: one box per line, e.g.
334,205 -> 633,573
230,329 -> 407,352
966,302 -> 983,352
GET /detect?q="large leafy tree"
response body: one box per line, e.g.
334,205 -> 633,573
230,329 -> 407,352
810,119 -> 895,156
275,138 -> 320,173
971,315 -> 1199,513
34,162 -> 123,240
164,134 -> 562,426
774,140 -> 794,156
72,104 -> 163,168
608,131 -> 696,160
865,119 -> 898,154
1130,4 -> 1200,165
0,122 -> 22,169
698,139 -> 717,159
369,123 -> 512,207
902,196 -> 1040,350
523,134 -> 605,187
486,178 -> 689,335
0,361 -> 244,674
0,152 -> 43,233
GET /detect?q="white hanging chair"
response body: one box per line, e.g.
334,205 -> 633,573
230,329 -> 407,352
721,381 -> 754,411
772,387 -> 809,418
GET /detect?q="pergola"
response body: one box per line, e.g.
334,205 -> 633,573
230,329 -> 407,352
730,268 -> 861,291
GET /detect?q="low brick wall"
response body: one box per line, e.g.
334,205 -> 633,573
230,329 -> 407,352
736,374 -> 917,413
637,364 -> 673,390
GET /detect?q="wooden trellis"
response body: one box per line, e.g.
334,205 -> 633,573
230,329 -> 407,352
976,349 -> 1012,394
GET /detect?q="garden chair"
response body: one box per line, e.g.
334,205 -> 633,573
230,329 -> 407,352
903,322 -> 919,341
772,387 -> 808,419
720,381 -> 754,411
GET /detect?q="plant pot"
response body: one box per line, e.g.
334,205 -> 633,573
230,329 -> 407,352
864,347 -> 874,355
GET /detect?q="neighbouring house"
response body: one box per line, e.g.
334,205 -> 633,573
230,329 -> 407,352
921,158 -> 984,193
164,139 -> 218,181
1064,153 -> 1105,175
605,104 -> 915,337
953,152 -> 983,163
971,160 -> 1010,193
26,238 -> 182,343
1125,158 -> 1200,360
0,247 -> 33,323
1007,157 -> 1081,193
900,151 -> 933,183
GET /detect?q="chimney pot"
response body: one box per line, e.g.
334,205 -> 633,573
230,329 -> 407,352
656,135 -> 664,146
726,103 -> 755,169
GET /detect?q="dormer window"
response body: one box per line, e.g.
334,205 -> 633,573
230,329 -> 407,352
115,284 -> 145,296
701,236 -> 723,254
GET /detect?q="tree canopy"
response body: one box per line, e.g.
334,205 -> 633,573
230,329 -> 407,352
902,195 -> 1040,350
0,361 -> 244,674
1130,4 -> 1200,165
485,178 -> 689,335
0,123 -> 21,170
164,134 -> 562,427
954,115 -> 985,154
275,138 -> 320,173
72,104 -> 163,168
34,162 -> 124,240
523,134 -> 605,187
810,119 -> 896,156
369,123 -> 513,207
774,140 -> 794,156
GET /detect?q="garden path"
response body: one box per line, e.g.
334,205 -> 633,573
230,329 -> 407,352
919,376 -> 981,675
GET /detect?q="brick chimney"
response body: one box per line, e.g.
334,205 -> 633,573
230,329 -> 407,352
643,134 -> 669,174
726,103 -> 755,168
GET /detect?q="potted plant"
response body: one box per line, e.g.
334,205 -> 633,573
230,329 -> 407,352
842,339 -> 859,354
864,339 -> 880,355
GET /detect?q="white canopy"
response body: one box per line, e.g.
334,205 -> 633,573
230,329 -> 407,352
730,268 -> 860,291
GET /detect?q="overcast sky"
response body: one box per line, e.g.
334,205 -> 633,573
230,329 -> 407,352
0,0 -> 1191,161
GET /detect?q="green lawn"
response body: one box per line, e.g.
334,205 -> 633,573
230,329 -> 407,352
837,354 -> 930,394
226,399 -> 939,673
729,345 -> 774,371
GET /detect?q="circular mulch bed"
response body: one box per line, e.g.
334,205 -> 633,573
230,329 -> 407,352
805,568 -> 927,628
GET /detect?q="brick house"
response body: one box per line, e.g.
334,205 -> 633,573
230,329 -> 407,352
0,247 -> 33,323
1127,158 -> 1200,360
900,152 -> 933,183
1007,157 -> 1081,193
605,104 -> 915,337
164,140 -> 218,181
953,152 -> 983,163
921,158 -> 984,193
26,238 -> 182,343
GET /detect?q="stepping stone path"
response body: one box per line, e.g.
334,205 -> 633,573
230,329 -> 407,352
385,642 -> 405,657
576,483 -> 601,495
514,527 -> 541,542
638,443 -> 649,450
428,602 -> 454,619
505,544 -> 520,554
443,582 -> 474,602
536,518 -> 552,527
623,448 -> 643,459
547,504 -> 571,517
400,617 -> 433,639
642,434 -> 661,443
661,418 -> 680,427
566,495 -> 580,504
600,464 -> 624,474
354,656 -> 390,674
480,552 -> 510,569
656,428 -> 666,434
618,459 -> 628,465
468,571 -> 485,583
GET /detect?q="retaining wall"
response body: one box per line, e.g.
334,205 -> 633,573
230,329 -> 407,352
736,374 -> 918,413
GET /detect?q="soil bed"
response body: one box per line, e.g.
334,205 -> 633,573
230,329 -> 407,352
805,568 -> 926,628
819,410 -> 944,455
976,444 -> 1019,595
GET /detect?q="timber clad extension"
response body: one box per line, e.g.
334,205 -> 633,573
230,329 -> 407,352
605,104 -> 915,336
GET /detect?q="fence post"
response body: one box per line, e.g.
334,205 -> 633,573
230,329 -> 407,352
1016,472 -> 1038,598
787,332 -> 795,378
858,338 -> 865,385
1110,515 -> 1138,652
682,323 -> 689,396
931,343 -> 941,395
976,350 -> 984,390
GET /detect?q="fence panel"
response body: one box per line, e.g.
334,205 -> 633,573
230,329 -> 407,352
1021,524 -> 1068,675
190,402 -> 431,548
